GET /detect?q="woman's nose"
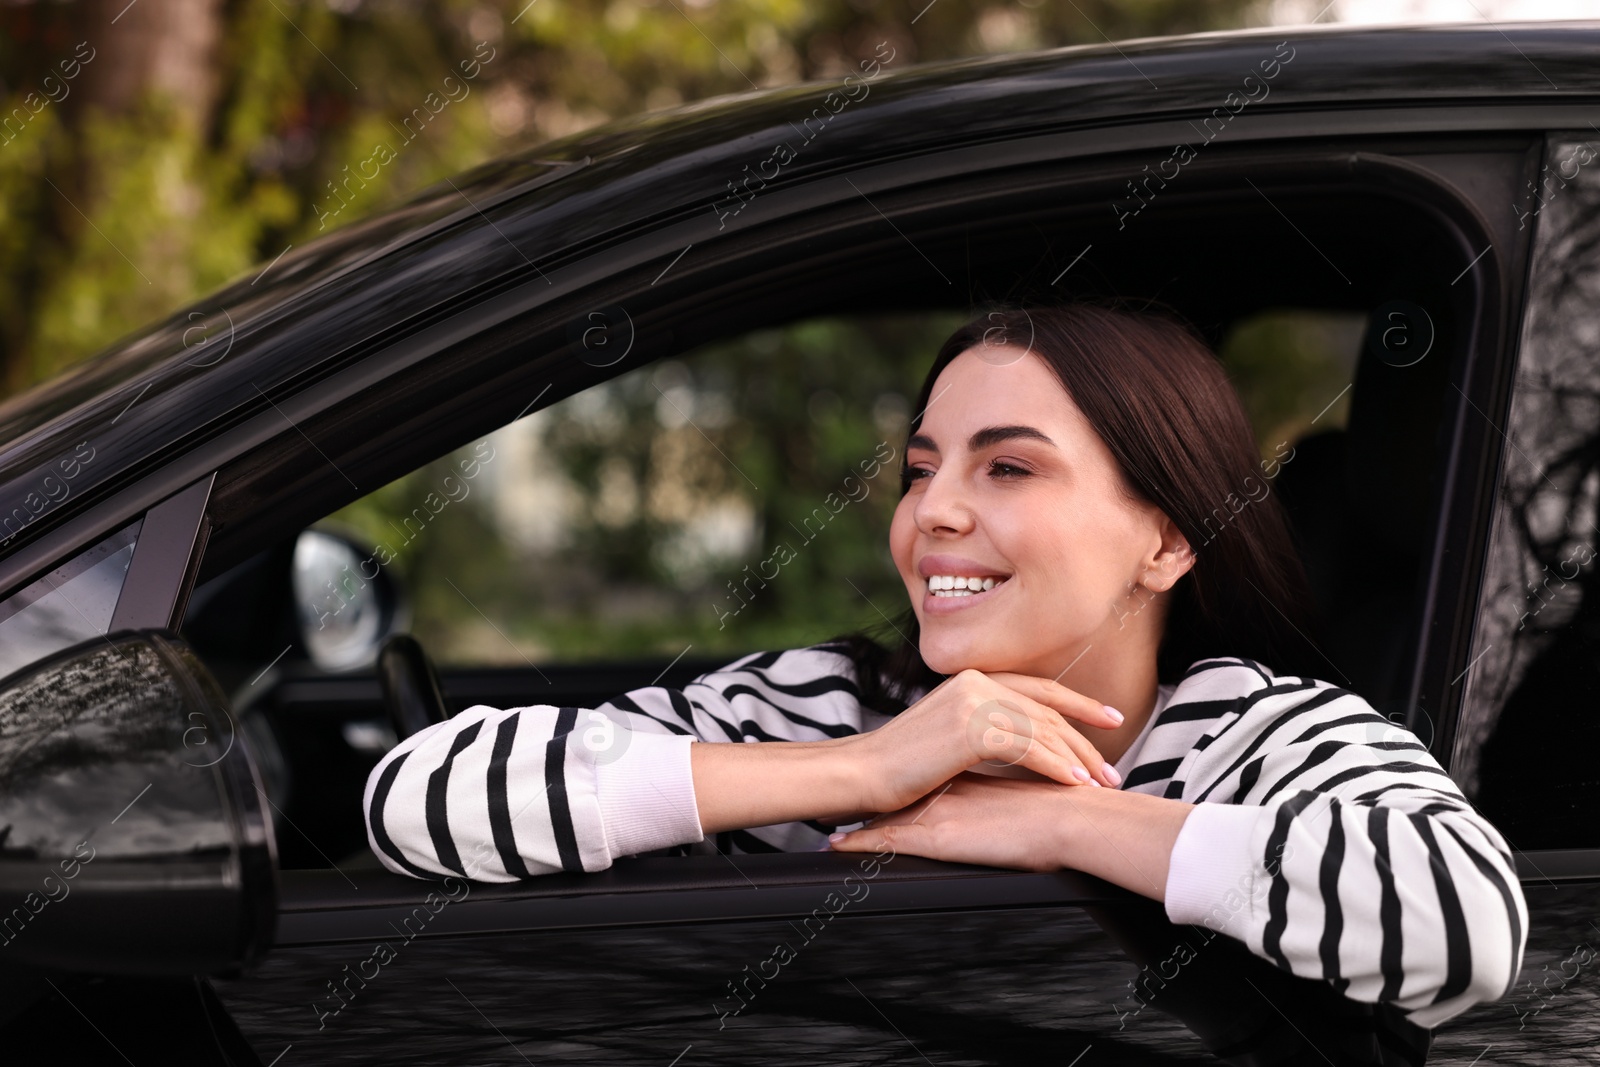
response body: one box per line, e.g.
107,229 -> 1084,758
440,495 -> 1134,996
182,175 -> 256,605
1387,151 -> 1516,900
915,465 -> 976,535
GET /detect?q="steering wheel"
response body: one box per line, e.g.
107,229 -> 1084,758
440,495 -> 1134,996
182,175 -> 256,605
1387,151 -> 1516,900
377,634 -> 450,740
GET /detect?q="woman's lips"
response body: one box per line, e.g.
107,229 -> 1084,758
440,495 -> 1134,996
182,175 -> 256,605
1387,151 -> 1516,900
922,576 -> 1011,615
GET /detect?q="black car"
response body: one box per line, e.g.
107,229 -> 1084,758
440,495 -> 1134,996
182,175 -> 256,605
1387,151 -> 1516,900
1,20 -> 1598,1066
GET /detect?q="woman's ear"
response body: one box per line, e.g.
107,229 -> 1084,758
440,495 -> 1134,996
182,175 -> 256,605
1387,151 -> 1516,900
1143,516 -> 1195,593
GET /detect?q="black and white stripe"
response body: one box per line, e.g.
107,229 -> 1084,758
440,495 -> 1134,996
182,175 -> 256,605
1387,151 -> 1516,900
1137,657 -> 1526,1030
363,647 -> 1526,1030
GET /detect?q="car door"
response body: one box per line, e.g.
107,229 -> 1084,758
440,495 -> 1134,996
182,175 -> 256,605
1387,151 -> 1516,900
187,119 -> 1537,1066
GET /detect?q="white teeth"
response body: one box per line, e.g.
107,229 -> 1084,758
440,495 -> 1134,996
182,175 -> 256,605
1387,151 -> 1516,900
926,574 -> 1008,597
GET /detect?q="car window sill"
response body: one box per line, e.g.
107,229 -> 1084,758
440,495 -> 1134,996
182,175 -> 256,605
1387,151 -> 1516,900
274,852 -> 1134,946
1515,849 -> 1600,883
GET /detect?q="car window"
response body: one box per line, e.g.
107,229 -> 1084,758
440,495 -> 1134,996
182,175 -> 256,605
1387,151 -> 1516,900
0,521 -> 141,684
314,307 -> 1364,671
1455,132 -> 1600,850
1216,307 -> 1364,446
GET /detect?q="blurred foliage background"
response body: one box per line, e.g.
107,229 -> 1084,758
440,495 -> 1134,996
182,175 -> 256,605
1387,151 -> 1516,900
2,0 -> 1351,667
0,0 -> 1268,394
323,312 -> 968,663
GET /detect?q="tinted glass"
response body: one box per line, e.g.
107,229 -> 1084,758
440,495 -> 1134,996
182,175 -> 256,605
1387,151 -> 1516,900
1456,133 -> 1600,849
0,522 -> 141,684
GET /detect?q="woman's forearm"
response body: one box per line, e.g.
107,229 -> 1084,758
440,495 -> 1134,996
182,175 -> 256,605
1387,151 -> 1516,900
690,738 -> 872,834
1053,787 -> 1194,901
824,772 -> 1192,892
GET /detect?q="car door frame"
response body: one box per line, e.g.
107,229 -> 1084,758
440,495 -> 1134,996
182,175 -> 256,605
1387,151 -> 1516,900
0,93 -> 1563,980
173,115 -> 1543,919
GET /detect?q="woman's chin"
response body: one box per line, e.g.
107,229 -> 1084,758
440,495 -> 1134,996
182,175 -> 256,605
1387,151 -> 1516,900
919,640 -> 1008,677
919,632 -> 1085,679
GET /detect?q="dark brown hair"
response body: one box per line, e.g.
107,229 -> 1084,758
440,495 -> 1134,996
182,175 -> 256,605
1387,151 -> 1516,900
827,299 -> 1327,716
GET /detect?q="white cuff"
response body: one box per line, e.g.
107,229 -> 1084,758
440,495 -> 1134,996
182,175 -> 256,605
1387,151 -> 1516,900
593,730 -> 705,860
1164,801 -> 1276,939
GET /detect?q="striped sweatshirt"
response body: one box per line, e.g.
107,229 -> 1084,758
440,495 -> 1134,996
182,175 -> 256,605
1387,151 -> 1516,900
363,642 -> 1527,1030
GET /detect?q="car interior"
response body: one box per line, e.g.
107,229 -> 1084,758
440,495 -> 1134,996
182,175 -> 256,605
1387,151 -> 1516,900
170,134 -> 1495,886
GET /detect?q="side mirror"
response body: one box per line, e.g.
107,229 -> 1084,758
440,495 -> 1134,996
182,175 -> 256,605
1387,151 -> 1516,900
291,528 -> 408,671
0,631 -> 275,975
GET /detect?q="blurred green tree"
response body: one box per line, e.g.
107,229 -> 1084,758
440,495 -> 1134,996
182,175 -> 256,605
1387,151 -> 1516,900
0,0 -> 1261,394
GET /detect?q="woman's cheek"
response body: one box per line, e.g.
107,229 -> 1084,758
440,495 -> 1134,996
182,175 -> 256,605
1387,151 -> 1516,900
888,503 -> 919,578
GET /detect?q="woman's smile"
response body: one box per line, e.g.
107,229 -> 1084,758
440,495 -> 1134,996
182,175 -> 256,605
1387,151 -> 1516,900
922,572 -> 1013,614
918,551 -> 1015,616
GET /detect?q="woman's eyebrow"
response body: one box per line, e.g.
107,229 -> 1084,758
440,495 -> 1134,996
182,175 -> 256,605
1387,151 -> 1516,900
905,425 -> 1058,454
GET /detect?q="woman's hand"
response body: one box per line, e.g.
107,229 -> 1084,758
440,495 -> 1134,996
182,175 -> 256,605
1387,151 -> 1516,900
832,771 -> 1074,871
828,770 -> 1195,901
844,669 -> 1124,817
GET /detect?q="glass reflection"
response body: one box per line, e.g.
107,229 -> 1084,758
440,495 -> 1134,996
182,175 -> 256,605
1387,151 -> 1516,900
0,523 -> 139,685
0,639 -> 230,867
1458,133 -> 1600,848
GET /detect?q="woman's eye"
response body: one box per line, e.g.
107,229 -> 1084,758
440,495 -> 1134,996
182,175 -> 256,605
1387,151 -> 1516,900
899,461 -> 1030,485
899,464 -> 932,484
988,460 -> 1031,478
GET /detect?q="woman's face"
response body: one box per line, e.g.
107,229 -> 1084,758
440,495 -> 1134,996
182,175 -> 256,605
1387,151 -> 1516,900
889,343 -> 1189,679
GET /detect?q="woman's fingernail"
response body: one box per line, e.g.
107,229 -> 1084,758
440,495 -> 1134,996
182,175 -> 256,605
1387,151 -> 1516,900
1103,764 -> 1123,787
828,832 -> 847,844
1072,766 -> 1091,783
1103,705 -> 1124,725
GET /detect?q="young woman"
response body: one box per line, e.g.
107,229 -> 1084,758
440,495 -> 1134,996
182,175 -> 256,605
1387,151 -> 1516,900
364,301 -> 1526,1032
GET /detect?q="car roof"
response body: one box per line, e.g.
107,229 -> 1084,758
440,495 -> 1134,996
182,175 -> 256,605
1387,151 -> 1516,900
1,20 -> 1596,565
